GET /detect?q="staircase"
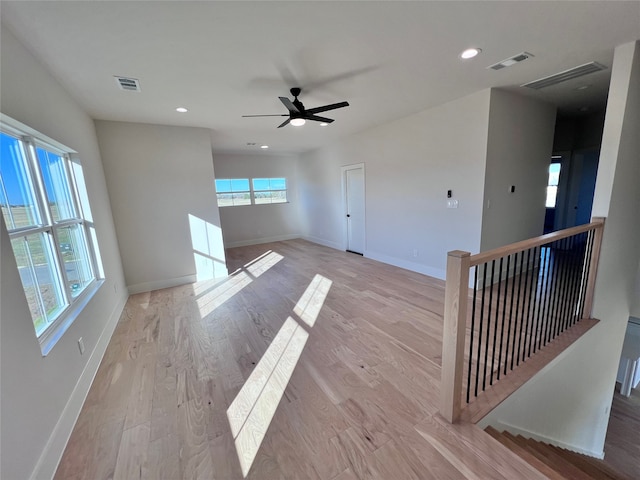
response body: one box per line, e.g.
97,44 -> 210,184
484,426 -> 632,480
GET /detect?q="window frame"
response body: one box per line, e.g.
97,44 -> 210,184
252,177 -> 288,205
215,177 -> 289,207
1,117 -> 104,355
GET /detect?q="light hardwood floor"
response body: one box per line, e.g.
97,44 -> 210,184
603,384 -> 640,479
55,239 -> 551,480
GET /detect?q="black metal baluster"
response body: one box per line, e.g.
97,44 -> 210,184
497,255 -> 511,380
516,247 -> 538,365
533,246 -> 547,353
466,265 -> 479,403
556,236 -> 571,336
547,240 -> 563,342
541,243 -> 554,347
578,230 -> 595,320
490,258 -> 503,385
483,260 -> 496,391
475,263 -> 488,397
525,246 -> 538,360
507,252 -> 520,373
567,233 -> 582,327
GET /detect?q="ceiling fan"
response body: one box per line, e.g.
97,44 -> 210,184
242,88 -> 349,128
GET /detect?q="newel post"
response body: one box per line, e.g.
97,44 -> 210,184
440,250 -> 471,423
582,217 -> 605,319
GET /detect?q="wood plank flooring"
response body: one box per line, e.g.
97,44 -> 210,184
602,384 -> 640,479
55,239 -> 550,480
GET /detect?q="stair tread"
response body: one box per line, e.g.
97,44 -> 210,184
507,433 -> 598,480
547,444 -> 633,480
484,427 -> 567,480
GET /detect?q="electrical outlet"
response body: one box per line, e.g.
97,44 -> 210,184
78,337 -> 85,355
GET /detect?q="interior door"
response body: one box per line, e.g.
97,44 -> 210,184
345,166 -> 365,254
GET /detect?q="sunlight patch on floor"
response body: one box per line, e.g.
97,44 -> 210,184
226,274 -> 333,477
197,271 -> 252,319
195,251 -> 283,318
230,318 -> 308,477
293,274 -> 332,327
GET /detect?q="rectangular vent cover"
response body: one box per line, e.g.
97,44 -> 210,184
522,62 -> 607,90
114,76 -> 141,92
488,52 -> 534,71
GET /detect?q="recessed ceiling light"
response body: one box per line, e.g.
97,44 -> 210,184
460,48 -> 482,60
319,122 -> 329,127
260,145 -> 269,149
290,118 -> 306,127
176,107 -> 188,113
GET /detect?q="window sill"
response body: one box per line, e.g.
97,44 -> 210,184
39,279 -> 105,356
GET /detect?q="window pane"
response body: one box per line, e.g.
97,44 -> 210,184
548,163 -> 561,187
89,226 -> 104,278
0,132 -> 40,229
215,179 -> 231,193
11,232 -> 67,336
270,178 -> 286,190
231,179 -> 249,192
255,190 -> 287,204
252,178 -> 270,191
546,186 -> 558,208
58,224 -> 94,297
231,193 -> 251,205
70,160 -> 93,222
36,147 -> 76,221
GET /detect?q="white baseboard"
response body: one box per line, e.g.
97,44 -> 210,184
301,235 -> 343,251
127,274 -> 197,295
365,250 -> 446,280
29,292 -> 128,480
224,234 -> 300,249
490,419 -> 605,459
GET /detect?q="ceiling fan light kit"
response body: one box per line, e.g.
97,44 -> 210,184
243,87 -> 349,128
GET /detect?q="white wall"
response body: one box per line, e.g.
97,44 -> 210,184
480,90 -> 556,250
479,41 -> 640,458
1,27 -> 127,480
632,262 -> 640,319
95,121 -> 227,293
213,153 -> 301,247
298,90 -> 491,279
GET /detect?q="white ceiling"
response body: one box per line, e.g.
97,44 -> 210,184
2,1 -> 639,155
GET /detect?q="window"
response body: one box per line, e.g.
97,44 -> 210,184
546,163 -> 561,208
215,179 -> 251,206
0,120 -> 103,353
215,177 -> 288,206
252,178 -> 287,204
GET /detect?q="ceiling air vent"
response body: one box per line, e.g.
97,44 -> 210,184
114,76 -> 141,92
488,52 -> 534,71
521,62 -> 607,90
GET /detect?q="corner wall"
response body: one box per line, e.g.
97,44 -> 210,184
95,121 -> 227,293
479,40 -> 640,458
212,153 -> 301,247
297,90 -> 491,279
1,27 -> 127,480
480,90 -> 556,250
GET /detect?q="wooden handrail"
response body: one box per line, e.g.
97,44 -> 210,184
469,218 -> 605,267
440,218 -> 605,424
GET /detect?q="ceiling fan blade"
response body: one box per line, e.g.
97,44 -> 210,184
277,118 -> 291,128
279,97 -> 300,113
242,114 -> 288,117
304,115 -> 334,123
305,101 -> 349,115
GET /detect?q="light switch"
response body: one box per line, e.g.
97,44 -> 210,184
447,199 -> 459,209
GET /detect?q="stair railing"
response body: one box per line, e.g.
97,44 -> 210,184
440,217 -> 605,423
